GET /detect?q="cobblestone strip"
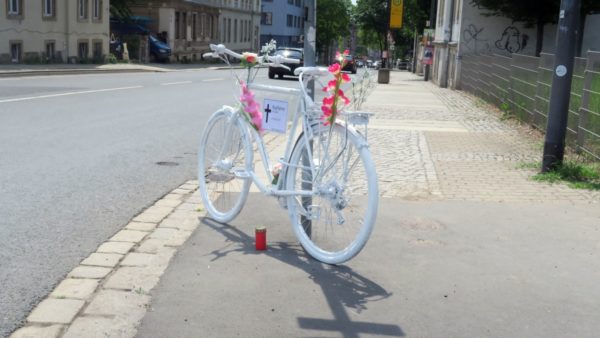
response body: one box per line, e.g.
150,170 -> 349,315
10,181 -> 206,338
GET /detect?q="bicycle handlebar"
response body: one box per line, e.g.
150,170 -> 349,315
202,44 -> 299,70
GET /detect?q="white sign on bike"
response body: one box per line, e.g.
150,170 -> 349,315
262,99 -> 288,133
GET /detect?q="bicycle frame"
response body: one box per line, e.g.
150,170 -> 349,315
238,82 -> 315,198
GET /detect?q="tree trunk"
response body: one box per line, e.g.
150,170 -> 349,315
535,14 -> 544,57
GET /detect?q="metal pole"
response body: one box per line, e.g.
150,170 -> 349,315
541,0 -> 581,172
302,0 -> 316,237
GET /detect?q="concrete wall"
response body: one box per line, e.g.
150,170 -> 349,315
542,14 -> 600,54
458,2 -> 538,57
0,0 -> 109,63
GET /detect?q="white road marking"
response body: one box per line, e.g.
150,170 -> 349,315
0,86 -> 144,103
160,81 -> 192,86
202,78 -> 225,82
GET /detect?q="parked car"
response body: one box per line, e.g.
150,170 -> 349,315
366,60 -> 373,68
397,58 -> 409,70
149,35 -> 171,62
372,60 -> 381,69
356,59 -> 365,68
268,47 -> 304,79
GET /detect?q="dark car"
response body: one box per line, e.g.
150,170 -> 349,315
268,47 -> 303,79
337,54 -> 357,74
397,59 -> 409,70
149,35 -> 171,62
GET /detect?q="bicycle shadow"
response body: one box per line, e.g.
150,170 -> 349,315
202,216 -> 404,337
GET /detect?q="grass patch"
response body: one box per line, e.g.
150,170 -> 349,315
532,161 -> 600,190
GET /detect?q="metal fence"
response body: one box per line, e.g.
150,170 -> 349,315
461,51 -> 600,160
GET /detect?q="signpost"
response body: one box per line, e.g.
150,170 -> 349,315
389,0 -> 404,29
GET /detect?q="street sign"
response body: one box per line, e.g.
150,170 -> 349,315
390,0 -> 403,29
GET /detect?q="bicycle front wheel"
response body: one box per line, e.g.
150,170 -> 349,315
286,123 -> 378,264
198,107 -> 252,223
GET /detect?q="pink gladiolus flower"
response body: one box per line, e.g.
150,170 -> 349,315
341,73 -> 351,83
328,63 -> 341,74
239,80 -> 263,132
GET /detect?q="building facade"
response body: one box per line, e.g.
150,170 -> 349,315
431,0 -> 600,89
218,0 -> 261,52
130,0 -> 260,61
260,0 -> 304,48
0,0 -> 110,63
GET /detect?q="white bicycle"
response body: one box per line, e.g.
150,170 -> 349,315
199,44 -> 378,264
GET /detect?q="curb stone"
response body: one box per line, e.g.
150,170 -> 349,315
9,180 -> 205,338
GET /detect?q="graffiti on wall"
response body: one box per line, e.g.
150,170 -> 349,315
463,24 -> 491,52
495,26 -> 529,54
463,24 -> 530,54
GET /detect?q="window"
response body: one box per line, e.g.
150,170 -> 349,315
287,14 -> 293,27
7,0 -> 22,17
93,41 -> 102,59
287,0 -> 293,4
295,0 -> 301,6
234,19 -> 237,43
45,41 -> 55,61
228,18 -> 231,43
182,12 -> 187,40
78,41 -> 89,60
10,42 -> 22,63
78,0 -> 88,19
43,0 -> 55,17
261,12 -> 272,25
92,0 -> 101,20
192,13 -> 197,40
175,12 -> 180,39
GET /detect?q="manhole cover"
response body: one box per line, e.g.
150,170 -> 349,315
156,161 -> 179,166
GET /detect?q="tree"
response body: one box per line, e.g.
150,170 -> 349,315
356,0 -> 430,60
471,0 -> 600,56
316,0 -> 352,63
355,0 -> 389,58
111,0 -> 135,21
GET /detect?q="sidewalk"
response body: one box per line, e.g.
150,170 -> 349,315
0,62 -> 231,77
10,71 -> 600,338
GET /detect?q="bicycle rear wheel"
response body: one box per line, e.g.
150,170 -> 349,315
286,123 -> 378,264
198,107 -> 252,223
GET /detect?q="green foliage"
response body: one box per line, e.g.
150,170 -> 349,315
110,0 -> 135,21
356,0 -> 429,56
533,161 -> 600,190
316,0 -> 352,61
108,53 -> 118,64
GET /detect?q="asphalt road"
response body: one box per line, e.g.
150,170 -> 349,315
0,67 -> 297,337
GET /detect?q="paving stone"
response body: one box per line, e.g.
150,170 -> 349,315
170,188 -> 191,194
81,252 -> 122,268
120,252 -> 156,267
62,317 -> 137,338
132,206 -> 173,223
103,266 -> 162,292
152,198 -> 183,208
50,278 -> 99,300
110,230 -> 148,243
9,324 -> 64,338
68,266 -> 112,279
136,238 -> 168,254
65,290 -> 149,338
161,193 -> 184,200
27,299 -> 85,324
125,221 -> 156,232
97,241 -> 135,255
83,289 -> 150,317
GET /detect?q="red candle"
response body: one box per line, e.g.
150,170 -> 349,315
255,226 -> 267,251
